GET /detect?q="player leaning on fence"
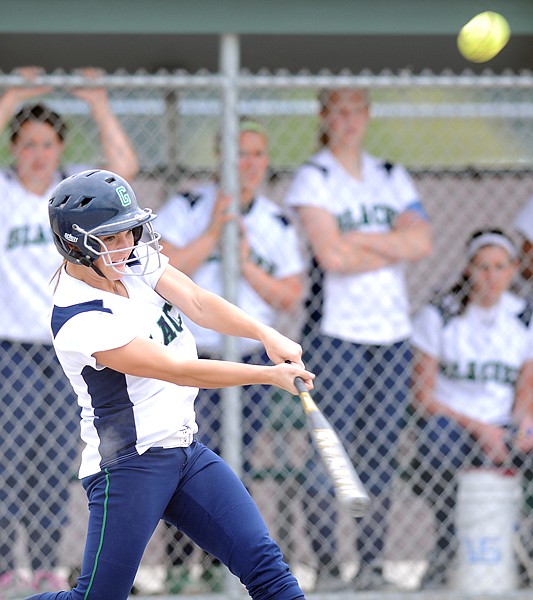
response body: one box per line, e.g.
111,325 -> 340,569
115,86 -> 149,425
0,66 -> 138,597
156,118 -> 306,592
157,118 -> 305,474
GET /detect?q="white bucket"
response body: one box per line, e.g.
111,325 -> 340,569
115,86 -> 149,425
451,469 -> 522,592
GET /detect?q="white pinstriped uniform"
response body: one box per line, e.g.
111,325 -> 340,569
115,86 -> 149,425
285,148 -> 426,345
51,252 -> 199,479
412,290 -> 533,426
157,182 -> 305,355
0,166 -> 86,342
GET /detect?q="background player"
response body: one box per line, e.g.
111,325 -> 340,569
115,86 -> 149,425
284,87 -> 432,591
409,228 -> 533,588
157,118 -> 304,472
0,66 -> 138,597
156,118 -> 305,591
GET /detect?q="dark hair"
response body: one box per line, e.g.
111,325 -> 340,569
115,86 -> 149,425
9,103 -> 67,143
446,273 -> 471,315
469,227 -> 506,241
443,228 -> 516,315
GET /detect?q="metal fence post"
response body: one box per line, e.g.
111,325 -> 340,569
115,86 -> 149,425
219,32 -> 243,600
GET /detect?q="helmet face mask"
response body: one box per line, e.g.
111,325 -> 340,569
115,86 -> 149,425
49,169 -> 162,277
72,219 -> 161,276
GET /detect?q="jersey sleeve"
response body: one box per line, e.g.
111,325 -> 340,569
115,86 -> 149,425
271,217 -> 306,278
284,164 -> 331,211
404,200 -> 430,221
411,303 -> 442,358
524,312 -> 533,361
513,195 -> 533,242
54,309 -> 140,368
156,195 -> 195,247
0,169 -> 11,193
390,164 -> 428,220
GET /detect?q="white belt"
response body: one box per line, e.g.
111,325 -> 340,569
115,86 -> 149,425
155,430 -> 194,448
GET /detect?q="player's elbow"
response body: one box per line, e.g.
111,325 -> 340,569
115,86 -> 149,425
278,279 -> 305,312
409,226 -> 433,261
417,235 -> 433,259
315,250 -> 345,274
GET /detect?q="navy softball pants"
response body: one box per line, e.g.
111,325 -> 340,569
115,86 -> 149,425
0,340 -> 79,572
26,441 -> 304,600
300,334 -> 412,571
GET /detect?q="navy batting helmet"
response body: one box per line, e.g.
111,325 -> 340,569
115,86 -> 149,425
49,169 -> 160,273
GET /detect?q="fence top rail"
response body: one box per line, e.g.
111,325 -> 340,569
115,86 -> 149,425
238,70 -> 533,89
0,69 -> 533,90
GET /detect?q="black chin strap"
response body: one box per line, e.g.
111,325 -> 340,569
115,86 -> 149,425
90,263 -> 107,279
68,246 -> 108,280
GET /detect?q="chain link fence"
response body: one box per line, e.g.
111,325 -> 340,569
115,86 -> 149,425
1,69 -> 533,599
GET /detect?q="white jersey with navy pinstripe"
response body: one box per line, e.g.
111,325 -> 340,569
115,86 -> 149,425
157,182 -> 305,355
284,149 -> 427,345
51,252 -> 199,479
0,165 -> 87,343
412,291 -> 533,426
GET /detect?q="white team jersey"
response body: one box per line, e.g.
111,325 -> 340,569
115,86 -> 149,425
51,252 -> 199,478
284,149 -> 425,345
0,166 -> 87,343
514,194 -> 533,242
412,291 -> 533,426
157,182 -> 305,355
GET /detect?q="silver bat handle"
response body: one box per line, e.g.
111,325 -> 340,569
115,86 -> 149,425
294,376 -> 307,394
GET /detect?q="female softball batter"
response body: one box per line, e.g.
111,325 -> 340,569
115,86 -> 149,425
27,169 -> 313,600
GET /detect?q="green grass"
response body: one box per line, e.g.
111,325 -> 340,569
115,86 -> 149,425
1,87 -> 530,172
